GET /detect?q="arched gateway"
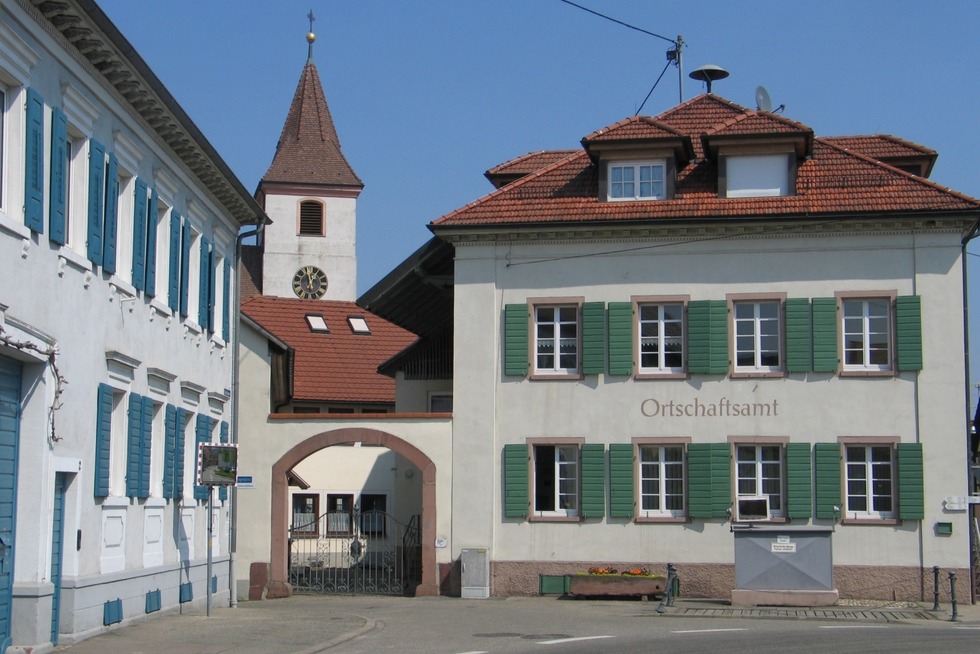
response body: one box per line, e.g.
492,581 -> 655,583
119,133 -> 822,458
265,428 -> 439,597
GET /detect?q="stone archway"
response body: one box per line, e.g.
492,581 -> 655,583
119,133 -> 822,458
266,427 -> 439,597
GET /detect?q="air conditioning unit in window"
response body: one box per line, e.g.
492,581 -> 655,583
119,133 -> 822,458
735,496 -> 770,522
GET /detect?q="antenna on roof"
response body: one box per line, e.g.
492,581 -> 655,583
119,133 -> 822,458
755,86 -> 772,112
689,65 -> 729,94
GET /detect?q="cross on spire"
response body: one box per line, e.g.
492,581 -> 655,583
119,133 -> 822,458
306,10 -> 316,62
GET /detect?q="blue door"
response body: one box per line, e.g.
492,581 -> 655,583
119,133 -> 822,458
0,357 -> 22,651
50,473 -> 67,644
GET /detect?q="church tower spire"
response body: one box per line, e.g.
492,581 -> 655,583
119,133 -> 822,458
257,14 -> 362,301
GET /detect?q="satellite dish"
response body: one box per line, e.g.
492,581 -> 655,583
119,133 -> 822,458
689,65 -> 729,94
756,86 -> 773,112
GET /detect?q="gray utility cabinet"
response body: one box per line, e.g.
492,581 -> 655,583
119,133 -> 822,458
734,526 -> 834,591
460,548 -> 490,599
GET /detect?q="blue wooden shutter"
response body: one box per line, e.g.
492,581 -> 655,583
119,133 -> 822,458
145,190 -> 158,296
140,396 -> 153,498
607,302 -> 633,376
503,304 -> 529,376
895,296 -> 923,372
208,247 -> 217,333
785,442 -> 812,519
163,405 -> 176,499
198,238 -> 210,327
608,443 -> 635,518
174,408 -> 189,498
125,394 -> 143,498
94,384 -> 113,497
86,140 -> 106,265
168,211 -> 181,311
49,107 -> 68,244
581,302 -> 606,375
131,179 -> 148,292
193,415 -> 210,501
218,421 -> 229,502
813,442 -> 841,519
784,298 -> 812,373
503,444 -> 529,518
102,153 -> 119,274
580,443 -> 605,519
221,259 -> 231,341
897,443 -> 924,520
811,297 -> 838,373
24,88 -> 44,233
179,219 -> 191,317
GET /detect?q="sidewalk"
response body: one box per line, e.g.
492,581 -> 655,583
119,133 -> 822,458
51,594 -> 980,654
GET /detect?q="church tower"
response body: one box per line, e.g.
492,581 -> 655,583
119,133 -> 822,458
256,21 -> 362,301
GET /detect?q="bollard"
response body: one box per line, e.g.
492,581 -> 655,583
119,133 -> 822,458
948,571 -> 959,622
932,566 -> 940,611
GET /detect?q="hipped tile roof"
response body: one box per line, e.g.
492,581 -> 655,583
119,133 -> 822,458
241,296 -> 415,404
432,94 -> 980,229
262,61 -> 362,188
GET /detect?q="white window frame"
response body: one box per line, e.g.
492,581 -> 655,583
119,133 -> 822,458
115,170 -> 135,285
735,444 -> 784,518
532,443 -> 579,518
733,299 -> 782,373
841,297 -> 892,372
638,444 -> 685,517
637,301 -> 685,375
532,303 -> 580,376
608,160 -> 666,201
844,444 -> 895,519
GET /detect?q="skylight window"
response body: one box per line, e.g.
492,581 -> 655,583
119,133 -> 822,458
305,313 -> 329,333
348,315 -> 370,335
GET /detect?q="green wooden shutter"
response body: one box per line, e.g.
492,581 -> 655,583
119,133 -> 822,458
163,405 -> 177,499
582,302 -> 606,375
503,444 -> 529,518
580,443 -> 606,518
813,442 -> 841,519
94,384 -> 113,497
607,302 -> 633,376
784,298 -> 812,373
86,139 -> 106,265
49,107 -> 68,244
608,443 -> 635,518
125,394 -> 143,498
132,179 -> 148,292
811,297 -> 838,373
785,442 -> 812,519
504,304 -> 529,376
102,153 -> 119,274
895,296 -> 922,372
688,300 -> 728,374
24,88 -> 44,233
897,443 -> 924,520
688,443 -> 730,518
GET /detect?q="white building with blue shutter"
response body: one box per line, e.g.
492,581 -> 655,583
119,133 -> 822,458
0,0 -> 265,649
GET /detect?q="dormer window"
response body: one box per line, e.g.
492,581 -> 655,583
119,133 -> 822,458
608,161 -> 666,201
723,153 -> 791,198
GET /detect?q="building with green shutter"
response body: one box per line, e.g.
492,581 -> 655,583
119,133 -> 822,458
363,93 -> 980,602
0,1 -> 265,648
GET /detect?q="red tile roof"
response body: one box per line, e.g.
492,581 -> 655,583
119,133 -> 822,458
485,150 -> 579,188
262,61 -> 362,189
431,94 -> 980,229
241,296 -> 416,404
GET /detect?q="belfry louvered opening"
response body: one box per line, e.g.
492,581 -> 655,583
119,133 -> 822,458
299,200 -> 324,236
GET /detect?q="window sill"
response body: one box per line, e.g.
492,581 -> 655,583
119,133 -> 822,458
635,516 -> 688,524
100,496 -> 131,508
528,515 -> 581,523
529,372 -> 584,381
0,211 -> 30,240
839,369 -> 895,378
730,371 -> 786,379
733,517 -> 788,525
635,372 -> 688,380
57,245 -> 92,273
841,517 -> 899,526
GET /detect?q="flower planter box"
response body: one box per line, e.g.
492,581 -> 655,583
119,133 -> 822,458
568,574 -> 666,599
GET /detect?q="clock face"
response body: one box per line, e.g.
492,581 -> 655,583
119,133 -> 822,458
292,266 -> 328,299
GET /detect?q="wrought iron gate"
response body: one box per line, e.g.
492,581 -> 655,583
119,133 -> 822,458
289,508 -> 421,596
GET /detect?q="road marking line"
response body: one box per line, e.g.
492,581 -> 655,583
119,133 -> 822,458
672,628 -> 748,634
537,635 -> 614,645
819,625 -> 891,629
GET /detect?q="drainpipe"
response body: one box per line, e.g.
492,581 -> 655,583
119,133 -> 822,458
961,216 -> 980,604
229,221 -> 265,607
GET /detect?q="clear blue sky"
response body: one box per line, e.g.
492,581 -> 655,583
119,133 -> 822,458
98,1 -> 980,394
